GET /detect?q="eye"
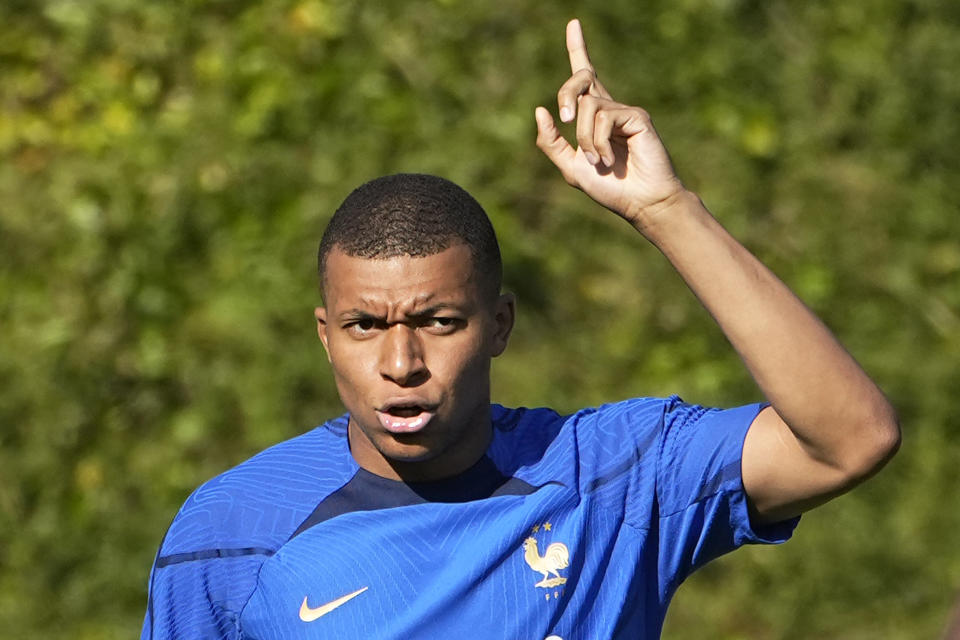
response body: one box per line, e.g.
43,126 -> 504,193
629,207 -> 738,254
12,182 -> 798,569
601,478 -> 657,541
423,316 -> 459,334
344,317 -> 379,338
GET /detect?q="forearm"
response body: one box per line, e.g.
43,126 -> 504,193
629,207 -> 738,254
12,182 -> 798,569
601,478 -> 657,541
537,19 -> 898,519
636,190 -> 899,473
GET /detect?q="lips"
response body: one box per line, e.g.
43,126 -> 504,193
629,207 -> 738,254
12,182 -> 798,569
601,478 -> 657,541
375,399 -> 437,434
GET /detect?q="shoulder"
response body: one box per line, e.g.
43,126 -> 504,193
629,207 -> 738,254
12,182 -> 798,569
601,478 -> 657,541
491,395 -> 746,451
559,395 -> 679,455
491,397 -> 673,437
488,398 -> 676,481
159,415 -> 355,556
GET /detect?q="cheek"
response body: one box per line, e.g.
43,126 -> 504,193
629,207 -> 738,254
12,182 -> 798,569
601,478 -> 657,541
436,338 -> 492,392
327,342 -> 374,395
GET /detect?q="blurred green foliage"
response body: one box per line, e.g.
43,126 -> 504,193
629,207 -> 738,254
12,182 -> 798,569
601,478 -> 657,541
1,0 -> 958,638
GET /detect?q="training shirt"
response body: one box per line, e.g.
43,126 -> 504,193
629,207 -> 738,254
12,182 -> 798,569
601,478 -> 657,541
142,396 -> 797,640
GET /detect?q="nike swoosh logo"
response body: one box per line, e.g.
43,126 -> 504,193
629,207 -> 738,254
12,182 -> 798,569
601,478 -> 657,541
299,586 -> 369,622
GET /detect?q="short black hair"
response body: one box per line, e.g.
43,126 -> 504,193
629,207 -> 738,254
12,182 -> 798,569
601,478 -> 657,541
318,173 -> 502,298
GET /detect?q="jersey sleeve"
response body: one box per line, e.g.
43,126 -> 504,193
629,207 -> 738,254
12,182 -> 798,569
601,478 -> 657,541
141,525 -> 272,640
139,423 -> 352,639
142,555 -> 240,640
655,398 -> 799,586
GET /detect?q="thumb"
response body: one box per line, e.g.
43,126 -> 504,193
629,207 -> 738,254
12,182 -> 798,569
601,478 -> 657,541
535,107 -> 577,180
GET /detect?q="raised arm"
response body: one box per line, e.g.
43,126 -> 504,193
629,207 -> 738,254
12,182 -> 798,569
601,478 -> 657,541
535,19 -> 899,523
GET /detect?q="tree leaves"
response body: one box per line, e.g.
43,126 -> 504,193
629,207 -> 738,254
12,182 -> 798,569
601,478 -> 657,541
1,1 -> 958,637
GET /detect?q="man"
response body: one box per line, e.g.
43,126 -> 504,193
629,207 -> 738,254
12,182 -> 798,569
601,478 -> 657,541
142,19 -> 899,639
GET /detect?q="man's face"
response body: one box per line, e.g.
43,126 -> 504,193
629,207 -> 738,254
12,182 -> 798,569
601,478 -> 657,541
315,244 -> 514,481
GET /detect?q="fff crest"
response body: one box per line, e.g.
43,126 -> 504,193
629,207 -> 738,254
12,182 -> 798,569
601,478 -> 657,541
522,522 -> 570,590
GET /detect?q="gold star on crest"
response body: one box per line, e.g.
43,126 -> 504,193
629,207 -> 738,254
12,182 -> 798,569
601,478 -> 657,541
543,522 -> 552,531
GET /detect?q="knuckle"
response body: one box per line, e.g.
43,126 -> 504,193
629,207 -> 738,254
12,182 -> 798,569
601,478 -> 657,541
575,68 -> 595,82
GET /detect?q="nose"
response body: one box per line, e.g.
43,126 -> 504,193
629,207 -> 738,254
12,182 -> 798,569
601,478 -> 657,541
378,324 -> 428,386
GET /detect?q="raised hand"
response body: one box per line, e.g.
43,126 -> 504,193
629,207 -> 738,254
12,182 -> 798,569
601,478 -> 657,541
535,19 -> 687,229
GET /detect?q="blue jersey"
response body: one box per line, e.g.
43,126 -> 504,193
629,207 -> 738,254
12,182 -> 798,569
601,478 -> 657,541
142,397 -> 797,639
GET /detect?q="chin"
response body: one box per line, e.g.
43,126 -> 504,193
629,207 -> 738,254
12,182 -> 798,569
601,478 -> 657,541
377,435 -> 443,464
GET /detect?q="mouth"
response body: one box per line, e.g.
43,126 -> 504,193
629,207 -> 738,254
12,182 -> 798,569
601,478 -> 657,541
375,400 -> 437,434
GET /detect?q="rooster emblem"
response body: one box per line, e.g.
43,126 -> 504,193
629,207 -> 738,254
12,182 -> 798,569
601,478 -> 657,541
523,536 -> 570,588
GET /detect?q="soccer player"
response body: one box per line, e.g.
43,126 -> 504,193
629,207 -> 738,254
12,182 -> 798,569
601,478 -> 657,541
141,19 -> 899,640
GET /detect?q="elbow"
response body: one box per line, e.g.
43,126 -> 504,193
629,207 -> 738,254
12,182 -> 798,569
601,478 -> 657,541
842,401 -> 901,486
877,406 -> 902,464
865,412 -> 900,475
869,400 -> 901,468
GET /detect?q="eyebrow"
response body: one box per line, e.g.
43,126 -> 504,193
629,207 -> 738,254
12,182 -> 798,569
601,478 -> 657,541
405,304 -> 468,319
337,309 -> 379,321
336,302 -> 466,321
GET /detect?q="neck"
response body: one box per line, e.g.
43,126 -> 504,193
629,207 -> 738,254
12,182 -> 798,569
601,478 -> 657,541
348,407 -> 493,483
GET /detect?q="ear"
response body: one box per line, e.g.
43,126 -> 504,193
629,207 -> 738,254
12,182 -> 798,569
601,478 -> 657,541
314,306 -> 332,362
490,292 -> 516,357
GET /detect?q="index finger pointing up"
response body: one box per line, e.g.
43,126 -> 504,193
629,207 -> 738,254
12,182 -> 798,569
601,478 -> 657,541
566,19 -> 593,73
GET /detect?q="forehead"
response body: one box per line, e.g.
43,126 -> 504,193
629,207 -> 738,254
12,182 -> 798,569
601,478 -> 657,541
322,245 -> 481,310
